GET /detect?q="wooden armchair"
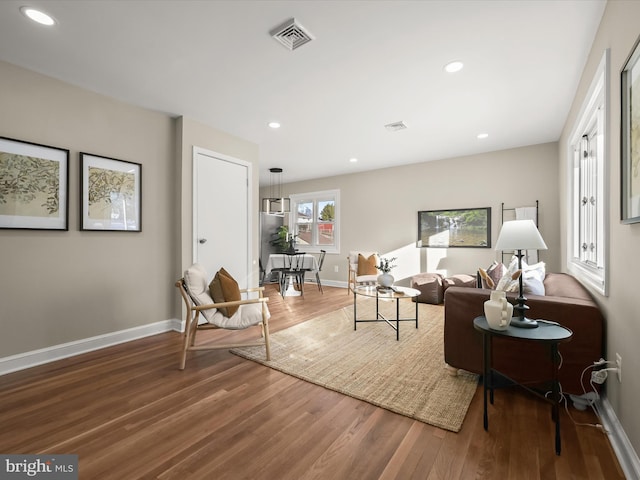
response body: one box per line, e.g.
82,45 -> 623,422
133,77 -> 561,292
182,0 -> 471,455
347,251 -> 379,294
176,264 -> 270,370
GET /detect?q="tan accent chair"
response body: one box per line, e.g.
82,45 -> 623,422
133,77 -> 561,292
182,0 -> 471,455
176,264 -> 270,370
347,251 -> 379,294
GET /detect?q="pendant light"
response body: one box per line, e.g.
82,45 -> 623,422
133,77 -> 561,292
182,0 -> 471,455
262,167 -> 290,215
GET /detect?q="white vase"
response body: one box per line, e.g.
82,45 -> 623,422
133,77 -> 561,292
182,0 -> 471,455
484,290 -> 513,331
378,273 -> 394,287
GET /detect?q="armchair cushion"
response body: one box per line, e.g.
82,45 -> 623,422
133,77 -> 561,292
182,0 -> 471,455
211,302 -> 269,330
357,253 -> 378,276
209,267 -> 241,317
183,263 -> 216,321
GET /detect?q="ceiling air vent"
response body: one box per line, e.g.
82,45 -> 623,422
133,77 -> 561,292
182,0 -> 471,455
385,121 -> 407,132
271,18 -> 314,51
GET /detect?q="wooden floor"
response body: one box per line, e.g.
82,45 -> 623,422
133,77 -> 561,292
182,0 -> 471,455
0,283 -> 624,479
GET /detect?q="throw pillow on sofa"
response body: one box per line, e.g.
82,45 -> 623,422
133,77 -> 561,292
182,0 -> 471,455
478,261 -> 506,289
495,256 -> 521,292
494,256 -> 546,295
522,260 -> 546,295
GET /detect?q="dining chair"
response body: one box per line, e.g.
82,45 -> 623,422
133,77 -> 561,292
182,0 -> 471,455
313,250 -> 326,293
279,252 -> 306,298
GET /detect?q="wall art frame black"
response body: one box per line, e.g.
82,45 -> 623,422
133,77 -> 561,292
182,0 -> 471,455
621,34 -> 640,224
417,207 -> 491,248
0,136 -> 69,230
80,152 -> 142,232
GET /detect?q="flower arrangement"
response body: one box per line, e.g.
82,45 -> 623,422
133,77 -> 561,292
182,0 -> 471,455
376,256 -> 397,274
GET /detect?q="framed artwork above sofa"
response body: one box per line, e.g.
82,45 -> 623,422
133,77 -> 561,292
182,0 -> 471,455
417,207 -> 491,248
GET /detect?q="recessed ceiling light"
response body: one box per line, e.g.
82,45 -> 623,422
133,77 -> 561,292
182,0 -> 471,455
444,61 -> 464,73
349,158 -> 358,163
477,133 -> 489,139
384,121 -> 407,132
268,121 -> 281,129
20,6 -> 56,26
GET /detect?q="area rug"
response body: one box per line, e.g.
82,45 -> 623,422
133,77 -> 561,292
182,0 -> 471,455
231,299 -> 479,432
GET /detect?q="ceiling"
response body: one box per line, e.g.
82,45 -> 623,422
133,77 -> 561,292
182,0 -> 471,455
0,1 -> 606,186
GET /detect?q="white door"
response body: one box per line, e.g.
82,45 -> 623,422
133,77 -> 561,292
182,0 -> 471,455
193,147 -> 252,288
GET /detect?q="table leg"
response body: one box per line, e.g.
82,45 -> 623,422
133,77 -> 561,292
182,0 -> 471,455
353,290 -> 357,331
551,343 -> 561,455
396,298 -> 400,341
483,332 -> 489,430
415,298 -> 419,329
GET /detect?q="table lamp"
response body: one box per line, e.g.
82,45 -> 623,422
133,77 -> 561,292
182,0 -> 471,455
494,219 -> 548,328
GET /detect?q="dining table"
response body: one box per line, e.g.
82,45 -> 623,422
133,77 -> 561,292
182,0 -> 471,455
264,253 -> 319,296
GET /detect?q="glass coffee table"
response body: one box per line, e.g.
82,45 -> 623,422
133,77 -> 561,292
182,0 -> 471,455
353,285 -> 421,340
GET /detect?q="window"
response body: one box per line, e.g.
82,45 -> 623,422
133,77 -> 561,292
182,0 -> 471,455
567,50 -> 608,295
289,189 -> 339,253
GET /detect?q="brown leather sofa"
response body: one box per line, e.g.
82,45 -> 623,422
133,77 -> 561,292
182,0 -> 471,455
443,273 -> 604,395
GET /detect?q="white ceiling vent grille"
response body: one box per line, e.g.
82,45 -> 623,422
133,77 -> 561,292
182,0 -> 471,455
385,121 -> 407,132
271,18 -> 314,51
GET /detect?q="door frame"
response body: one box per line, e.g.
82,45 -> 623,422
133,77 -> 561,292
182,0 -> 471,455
192,146 -> 254,287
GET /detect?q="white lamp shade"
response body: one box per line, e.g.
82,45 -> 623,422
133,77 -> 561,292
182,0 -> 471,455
495,220 -> 547,251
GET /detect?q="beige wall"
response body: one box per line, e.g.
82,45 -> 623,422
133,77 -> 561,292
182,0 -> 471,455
275,142 -> 560,286
559,0 -> 640,458
0,62 -> 260,360
0,61 -> 175,357
176,116 -> 260,299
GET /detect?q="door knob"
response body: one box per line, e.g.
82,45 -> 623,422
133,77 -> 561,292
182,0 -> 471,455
199,238 -> 207,244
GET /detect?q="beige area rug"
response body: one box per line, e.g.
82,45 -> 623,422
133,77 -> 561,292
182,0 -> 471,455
231,299 -> 478,432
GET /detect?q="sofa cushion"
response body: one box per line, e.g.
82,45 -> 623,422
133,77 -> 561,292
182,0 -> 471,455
543,272 -> 593,300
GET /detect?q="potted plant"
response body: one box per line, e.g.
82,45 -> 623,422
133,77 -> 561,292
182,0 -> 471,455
376,256 -> 397,287
270,225 -> 298,253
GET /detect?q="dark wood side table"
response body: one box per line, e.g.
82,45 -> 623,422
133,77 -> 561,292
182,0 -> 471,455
473,316 -> 573,455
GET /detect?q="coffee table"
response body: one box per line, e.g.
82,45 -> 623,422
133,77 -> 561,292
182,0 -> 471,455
353,285 -> 421,340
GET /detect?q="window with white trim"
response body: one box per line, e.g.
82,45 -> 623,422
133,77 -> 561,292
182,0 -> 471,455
567,50 -> 608,295
289,190 -> 340,254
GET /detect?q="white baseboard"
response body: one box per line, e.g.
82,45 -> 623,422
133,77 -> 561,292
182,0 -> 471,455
599,395 -> 640,479
303,279 -> 347,289
0,318 -> 183,376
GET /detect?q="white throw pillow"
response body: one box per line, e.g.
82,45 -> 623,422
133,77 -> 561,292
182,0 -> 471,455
522,261 -> 546,295
495,256 -> 520,292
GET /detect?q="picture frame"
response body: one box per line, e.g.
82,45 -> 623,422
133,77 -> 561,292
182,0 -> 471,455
80,152 -> 142,232
417,207 -> 491,248
0,136 -> 69,230
621,34 -> 640,224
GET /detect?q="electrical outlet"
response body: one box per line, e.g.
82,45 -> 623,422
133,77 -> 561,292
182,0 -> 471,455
616,353 -> 622,382
334,265 -> 339,273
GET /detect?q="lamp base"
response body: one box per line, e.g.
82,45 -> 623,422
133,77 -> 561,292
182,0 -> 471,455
510,316 -> 539,329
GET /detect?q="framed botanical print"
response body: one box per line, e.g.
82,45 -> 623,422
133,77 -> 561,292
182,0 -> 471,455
0,136 -> 69,230
80,152 -> 142,232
